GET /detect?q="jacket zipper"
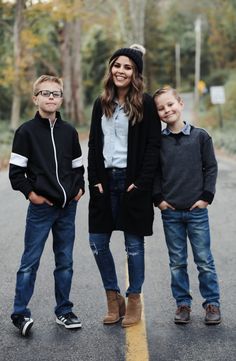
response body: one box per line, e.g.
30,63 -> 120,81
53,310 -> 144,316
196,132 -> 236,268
49,120 -> 67,207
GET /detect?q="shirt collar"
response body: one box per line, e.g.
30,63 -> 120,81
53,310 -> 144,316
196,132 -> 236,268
35,111 -> 62,127
162,121 -> 191,136
114,99 -> 124,109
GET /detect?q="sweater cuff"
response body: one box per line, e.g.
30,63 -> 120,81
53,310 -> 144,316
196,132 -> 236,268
153,193 -> 164,207
21,185 -> 34,200
201,191 -> 214,204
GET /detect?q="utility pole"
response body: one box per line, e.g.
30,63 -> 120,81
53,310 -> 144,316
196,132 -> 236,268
194,17 -> 201,115
175,43 -> 181,90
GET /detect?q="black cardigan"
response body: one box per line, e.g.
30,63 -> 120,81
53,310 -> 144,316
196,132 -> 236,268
88,93 -> 161,236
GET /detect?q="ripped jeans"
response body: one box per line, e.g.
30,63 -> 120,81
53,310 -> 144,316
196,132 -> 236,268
89,168 -> 145,295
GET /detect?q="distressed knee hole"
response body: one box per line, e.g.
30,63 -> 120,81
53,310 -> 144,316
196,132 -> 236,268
126,247 -> 140,257
128,251 -> 139,256
90,242 -> 98,255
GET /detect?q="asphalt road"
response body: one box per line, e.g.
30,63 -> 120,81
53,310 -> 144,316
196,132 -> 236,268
1,100 -> 236,360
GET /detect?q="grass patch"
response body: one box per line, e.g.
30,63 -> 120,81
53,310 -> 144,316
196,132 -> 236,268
198,70 -> 236,157
210,122 -> 236,155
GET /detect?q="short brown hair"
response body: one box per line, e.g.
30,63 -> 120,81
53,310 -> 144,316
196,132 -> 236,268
153,86 -> 182,103
33,75 -> 63,95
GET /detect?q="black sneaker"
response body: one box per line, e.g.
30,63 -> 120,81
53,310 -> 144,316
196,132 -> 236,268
205,304 -> 221,325
174,305 -> 191,324
56,312 -> 82,329
12,315 -> 34,336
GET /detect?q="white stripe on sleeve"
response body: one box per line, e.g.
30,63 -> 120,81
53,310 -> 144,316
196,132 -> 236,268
10,152 -> 28,167
72,155 -> 83,168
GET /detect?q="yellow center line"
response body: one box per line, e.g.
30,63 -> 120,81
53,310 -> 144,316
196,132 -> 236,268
125,266 -> 149,361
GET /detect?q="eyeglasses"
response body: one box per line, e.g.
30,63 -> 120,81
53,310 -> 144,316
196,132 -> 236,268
35,90 -> 63,98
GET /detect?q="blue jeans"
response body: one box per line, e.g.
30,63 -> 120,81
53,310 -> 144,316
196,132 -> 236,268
12,200 -> 77,318
161,208 -> 220,308
89,168 -> 145,295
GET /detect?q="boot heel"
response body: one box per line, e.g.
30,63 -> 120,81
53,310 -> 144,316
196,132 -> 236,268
103,291 -> 125,324
118,293 -> 126,317
122,293 -> 142,328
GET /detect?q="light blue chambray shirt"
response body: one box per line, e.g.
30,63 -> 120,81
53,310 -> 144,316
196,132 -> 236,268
162,121 -> 191,136
102,102 -> 129,168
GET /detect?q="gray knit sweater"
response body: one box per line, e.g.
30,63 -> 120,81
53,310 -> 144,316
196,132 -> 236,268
153,125 -> 218,210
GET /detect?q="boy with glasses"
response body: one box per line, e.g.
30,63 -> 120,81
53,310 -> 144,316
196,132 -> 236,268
9,75 -> 85,336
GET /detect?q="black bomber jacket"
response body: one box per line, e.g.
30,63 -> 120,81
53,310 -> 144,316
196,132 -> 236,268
9,111 -> 84,208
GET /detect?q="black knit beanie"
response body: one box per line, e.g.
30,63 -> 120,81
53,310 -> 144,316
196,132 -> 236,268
109,44 -> 145,74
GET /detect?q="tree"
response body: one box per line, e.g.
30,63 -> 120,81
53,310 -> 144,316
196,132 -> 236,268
52,0 -> 85,125
128,0 -> 147,45
0,1 -> 14,121
82,25 -> 112,105
1,0 -> 236,125
106,0 -> 147,45
58,19 -> 84,125
10,0 -> 25,130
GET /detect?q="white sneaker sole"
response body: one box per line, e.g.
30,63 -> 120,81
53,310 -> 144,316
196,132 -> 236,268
21,318 -> 34,336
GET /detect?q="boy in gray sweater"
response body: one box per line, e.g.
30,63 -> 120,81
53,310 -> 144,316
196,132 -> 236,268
153,87 -> 221,325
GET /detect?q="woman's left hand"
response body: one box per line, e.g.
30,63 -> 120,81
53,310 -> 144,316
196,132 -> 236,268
127,183 -> 138,192
74,189 -> 83,201
190,200 -> 208,210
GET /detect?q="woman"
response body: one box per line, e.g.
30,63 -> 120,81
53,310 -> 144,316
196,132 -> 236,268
88,45 -> 161,327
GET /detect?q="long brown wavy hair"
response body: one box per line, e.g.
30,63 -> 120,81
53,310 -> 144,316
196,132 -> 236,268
101,57 -> 144,125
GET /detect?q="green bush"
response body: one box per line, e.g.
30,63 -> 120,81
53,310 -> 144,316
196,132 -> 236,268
0,121 -> 13,169
221,73 -> 236,122
205,69 -> 230,87
211,122 -> 236,154
199,70 -> 236,155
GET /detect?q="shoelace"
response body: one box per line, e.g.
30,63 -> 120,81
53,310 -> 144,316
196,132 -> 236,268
206,305 -> 219,314
176,305 -> 191,314
64,312 -> 76,319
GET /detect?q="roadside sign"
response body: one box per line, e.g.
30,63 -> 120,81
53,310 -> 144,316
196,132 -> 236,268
198,80 -> 207,94
210,86 -> 225,104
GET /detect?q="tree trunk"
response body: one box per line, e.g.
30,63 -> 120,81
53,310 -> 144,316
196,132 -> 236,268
10,0 -> 25,130
107,0 -> 147,45
59,22 -> 72,120
128,0 -> 147,45
108,0 -> 131,44
59,19 -> 84,125
71,18 -> 84,125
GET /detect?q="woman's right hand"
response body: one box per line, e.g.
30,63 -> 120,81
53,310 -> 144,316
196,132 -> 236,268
158,200 -> 175,211
94,183 -> 104,193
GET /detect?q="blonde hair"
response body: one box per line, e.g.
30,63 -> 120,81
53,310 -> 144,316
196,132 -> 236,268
33,75 -> 63,95
153,86 -> 182,103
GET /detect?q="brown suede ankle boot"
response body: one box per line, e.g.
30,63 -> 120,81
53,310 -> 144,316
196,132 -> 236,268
103,290 -> 126,324
122,293 -> 142,328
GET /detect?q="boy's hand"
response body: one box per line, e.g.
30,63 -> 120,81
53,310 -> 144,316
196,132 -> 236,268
127,183 -> 138,192
74,189 -> 83,201
158,200 -> 175,211
94,183 -> 103,193
190,200 -> 208,211
28,191 -> 53,206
